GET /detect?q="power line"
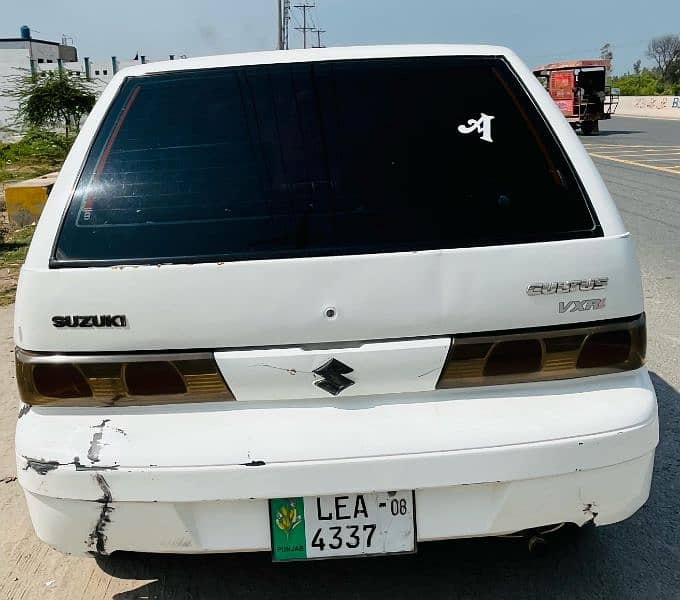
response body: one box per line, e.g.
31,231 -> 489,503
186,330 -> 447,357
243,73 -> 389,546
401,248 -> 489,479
280,0 -> 326,50
294,3 -> 315,49
291,11 -> 302,29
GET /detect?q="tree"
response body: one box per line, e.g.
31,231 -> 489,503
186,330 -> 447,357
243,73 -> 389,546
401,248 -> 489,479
646,34 -> 680,82
610,69 -> 680,96
5,70 -> 96,139
600,43 -> 613,76
632,59 -> 641,75
668,60 -> 680,86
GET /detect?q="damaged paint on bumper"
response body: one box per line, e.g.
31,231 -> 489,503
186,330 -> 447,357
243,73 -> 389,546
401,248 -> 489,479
16,369 -> 658,556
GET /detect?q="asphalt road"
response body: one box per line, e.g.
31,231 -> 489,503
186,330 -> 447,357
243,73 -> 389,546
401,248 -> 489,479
596,115 -> 680,146
587,116 -> 680,387
0,116 -> 679,600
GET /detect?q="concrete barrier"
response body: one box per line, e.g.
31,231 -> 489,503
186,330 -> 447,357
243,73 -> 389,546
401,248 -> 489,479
4,171 -> 59,227
615,95 -> 680,120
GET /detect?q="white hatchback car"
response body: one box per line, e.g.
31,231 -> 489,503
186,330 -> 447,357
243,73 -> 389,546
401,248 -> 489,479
14,45 -> 658,560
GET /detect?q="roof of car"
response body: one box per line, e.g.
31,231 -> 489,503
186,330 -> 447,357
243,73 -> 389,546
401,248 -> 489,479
115,44 -> 514,78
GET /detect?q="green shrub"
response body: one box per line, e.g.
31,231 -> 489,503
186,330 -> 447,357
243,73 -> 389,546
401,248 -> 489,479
0,129 -> 72,163
611,71 -> 680,95
5,70 -> 96,139
0,128 -> 73,182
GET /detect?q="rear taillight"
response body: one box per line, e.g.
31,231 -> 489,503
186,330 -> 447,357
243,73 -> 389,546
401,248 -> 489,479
437,314 -> 646,389
15,315 -> 647,405
16,352 -> 234,407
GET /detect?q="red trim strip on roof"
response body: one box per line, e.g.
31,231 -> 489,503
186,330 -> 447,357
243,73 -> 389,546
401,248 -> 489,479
82,85 -> 141,214
533,59 -> 610,73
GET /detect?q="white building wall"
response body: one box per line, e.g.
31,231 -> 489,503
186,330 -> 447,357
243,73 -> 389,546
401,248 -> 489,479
88,59 -> 138,84
28,41 -> 60,63
1,44 -> 89,139
1,46 -> 169,139
0,47 -> 30,136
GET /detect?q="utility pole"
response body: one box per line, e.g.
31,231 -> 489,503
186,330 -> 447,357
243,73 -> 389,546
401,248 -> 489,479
312,29 -> 325,48
283,0 -> 291,49
277,0 -> 283,49
294,3 -> 315,49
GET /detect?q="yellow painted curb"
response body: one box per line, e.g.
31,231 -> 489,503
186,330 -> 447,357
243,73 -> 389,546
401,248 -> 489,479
4,172 -> 60,227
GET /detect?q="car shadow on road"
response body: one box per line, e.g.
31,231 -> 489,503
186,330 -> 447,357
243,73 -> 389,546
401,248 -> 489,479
589,130 -> 644,137
97,371 -> 680,600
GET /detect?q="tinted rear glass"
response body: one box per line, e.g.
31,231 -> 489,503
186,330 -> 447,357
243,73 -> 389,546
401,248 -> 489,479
54,56 -> 600,266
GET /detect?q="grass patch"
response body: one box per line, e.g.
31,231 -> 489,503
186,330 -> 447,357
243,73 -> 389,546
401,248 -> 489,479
0,224 -> 35,306
0,225 -> 34,266
0,129 -> 70,183
0,129 -> 69,305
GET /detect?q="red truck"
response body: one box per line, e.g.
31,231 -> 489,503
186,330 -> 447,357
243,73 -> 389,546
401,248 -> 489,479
533,60 -> 619,135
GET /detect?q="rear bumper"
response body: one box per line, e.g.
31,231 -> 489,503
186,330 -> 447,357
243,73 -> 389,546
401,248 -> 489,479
16,369 -> 658,556
24,453 -> 654,556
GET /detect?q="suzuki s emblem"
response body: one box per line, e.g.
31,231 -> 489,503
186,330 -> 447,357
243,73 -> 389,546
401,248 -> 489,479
313,358 -> 355,396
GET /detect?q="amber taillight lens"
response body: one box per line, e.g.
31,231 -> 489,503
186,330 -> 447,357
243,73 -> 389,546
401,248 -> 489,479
16,352 -> 234,407
124,362 -> 186,395
32,364 -> 92,399
484,340 -> 542,376
438,314 -> 646,389
577,330 -> 631,368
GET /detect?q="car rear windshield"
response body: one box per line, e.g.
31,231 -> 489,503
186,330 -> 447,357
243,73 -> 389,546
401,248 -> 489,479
53,56 -> 601,266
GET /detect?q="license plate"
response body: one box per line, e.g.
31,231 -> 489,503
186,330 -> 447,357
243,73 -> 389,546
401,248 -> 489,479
269,491 -> 415,561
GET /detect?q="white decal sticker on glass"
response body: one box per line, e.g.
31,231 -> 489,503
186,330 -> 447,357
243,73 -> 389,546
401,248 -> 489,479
457,113 -> 495,143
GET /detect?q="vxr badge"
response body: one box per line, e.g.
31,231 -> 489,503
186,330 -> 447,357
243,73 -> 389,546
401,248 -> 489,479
313,358 -> 355,396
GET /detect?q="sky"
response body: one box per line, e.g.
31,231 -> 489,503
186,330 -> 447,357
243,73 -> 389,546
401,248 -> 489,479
1,0 -> 679,75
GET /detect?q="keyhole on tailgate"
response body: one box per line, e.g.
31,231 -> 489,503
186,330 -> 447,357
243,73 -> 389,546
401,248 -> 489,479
324,307 -> 337,320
